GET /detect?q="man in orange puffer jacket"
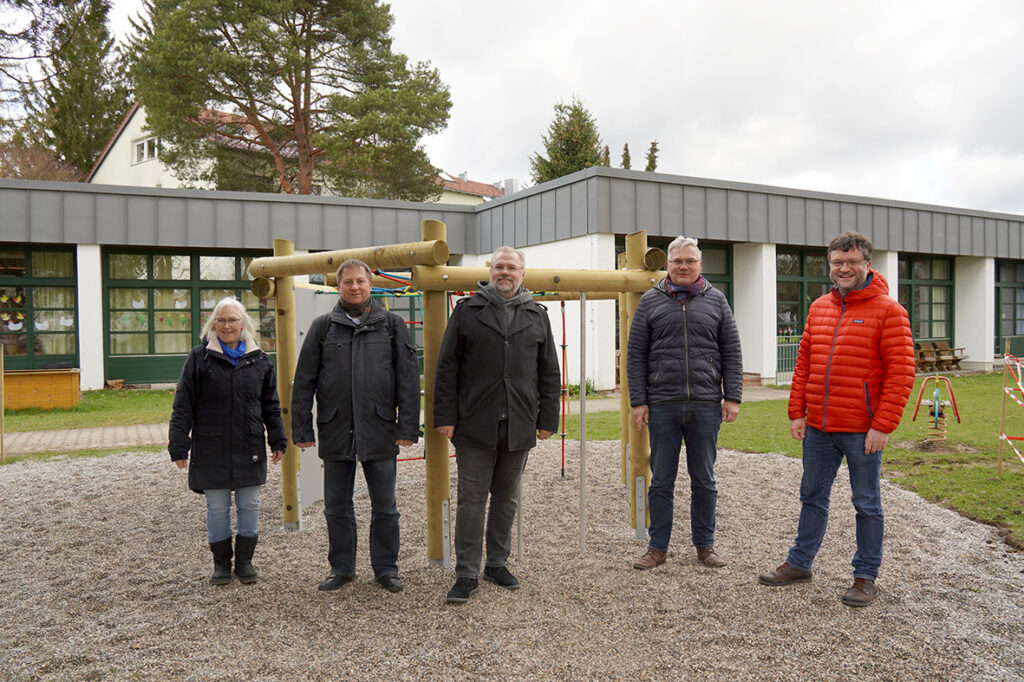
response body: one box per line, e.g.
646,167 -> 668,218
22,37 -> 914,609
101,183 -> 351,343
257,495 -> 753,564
759,232 -> 915,607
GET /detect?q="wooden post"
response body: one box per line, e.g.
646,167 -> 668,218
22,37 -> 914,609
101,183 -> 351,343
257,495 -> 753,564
271,238 -> 301,528
625,231 -> 651,535
618,253 -> 629,486
420,219 -> 451,565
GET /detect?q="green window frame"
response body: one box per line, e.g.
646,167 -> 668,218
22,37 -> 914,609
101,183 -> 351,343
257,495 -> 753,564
995,260 -> 1024,355
898,255 -> 953,343
0,246 -> 78,369
775,248 -> 832,338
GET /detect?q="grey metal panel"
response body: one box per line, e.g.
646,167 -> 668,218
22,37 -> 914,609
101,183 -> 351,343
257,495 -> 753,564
30,190 -> 62,242
748,193 -> 768,242
527,195 -> 542,244
515,199 -> 528,246
767,194 -> 786,243
973,217 -> 985,254
1011,220 -> 1021,258
660,184 -> 684,238
127,196 -> 157,245
186,198 -> 213,245
394,210 -> 417,244
502,202 -> 515,247
805,199 -> 823,246
707,189 -> 727,240
871,206 -> 887,249
888,208 -> 902,250
63,192 -> 95,241
997,220 -> 1009,257
609,179 -> 634,234
823,201 -> 840,239
374,208 -> 398,248
555,186 -> 572,240
840,203 -> 856,233
917,212 -> 931,253
322,204 -> 347,250
903,209 -> 918,250
540,191 -> 556,244
727,190 -> 747,242
957,216 -> 970,255
476,210 -> 490,255
636,181 -> 659,233
268,202 -> 296,247
217,201 -> 244,248
570,181 -> 588,237
157,197 -> 187,247
297,204 -> 322,247
96,193 -> 126,242
857,205 -> 873,241
683,186 -> 706,239
945,214 -> 958,255
786,197 -> 805,245
0,188 -> 29,241
347,207 -> 373,247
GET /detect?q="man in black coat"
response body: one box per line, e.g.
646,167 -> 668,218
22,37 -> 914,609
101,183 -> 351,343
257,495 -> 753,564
434,246 -> 561,603
628,236 -> 743,571
291,259 -> 421,594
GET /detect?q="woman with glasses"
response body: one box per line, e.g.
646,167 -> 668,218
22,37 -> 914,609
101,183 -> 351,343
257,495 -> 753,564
169,297 -> 286,585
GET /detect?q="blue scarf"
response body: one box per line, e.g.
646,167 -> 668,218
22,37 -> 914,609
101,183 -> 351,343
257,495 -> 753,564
220,338 -> 246,365
665,275 -> 704,303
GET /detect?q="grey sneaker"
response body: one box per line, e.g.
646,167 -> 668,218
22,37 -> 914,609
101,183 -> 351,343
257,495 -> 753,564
483,565 -> 520,589
446,577 -> 480,603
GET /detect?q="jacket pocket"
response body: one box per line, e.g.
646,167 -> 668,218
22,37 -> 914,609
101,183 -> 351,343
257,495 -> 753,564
375,403 -> 397,423
863,382 -> 874,418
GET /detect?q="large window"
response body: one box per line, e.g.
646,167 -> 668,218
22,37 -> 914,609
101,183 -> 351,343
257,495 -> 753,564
996,260 -> 1024,354
898,255 -> 953,342
775,248 -> 832,336
104,250 -> 274,383
0,247 -> 77,369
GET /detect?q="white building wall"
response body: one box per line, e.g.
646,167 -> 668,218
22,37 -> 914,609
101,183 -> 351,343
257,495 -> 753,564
732,242 -> 776,384
872,250 -> 899,301
89,108 -> 182,189
955,256 -> 995,371
76,244 -> 105,390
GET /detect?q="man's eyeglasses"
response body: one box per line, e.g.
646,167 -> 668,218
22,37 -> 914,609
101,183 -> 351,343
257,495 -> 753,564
828,259 -> 866,269
215,317 -> 242,326
667,258 -> 701,266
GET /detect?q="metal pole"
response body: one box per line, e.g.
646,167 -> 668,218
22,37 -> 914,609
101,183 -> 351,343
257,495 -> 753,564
999,338 -> 1010,475
420,219 -> 451,566
579,292 -> 587,551
269,239 -> 301,529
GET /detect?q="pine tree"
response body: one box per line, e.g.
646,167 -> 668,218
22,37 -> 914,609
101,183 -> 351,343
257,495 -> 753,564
621,143 -> 631,169
22,0 -> 130,173
645,140 -> 659,172
129,0 -> 451,198
601,144 -> 610,166
530,96 -> 603,183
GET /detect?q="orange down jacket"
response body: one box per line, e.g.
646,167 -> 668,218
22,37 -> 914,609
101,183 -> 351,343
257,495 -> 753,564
788,270 -> 916,434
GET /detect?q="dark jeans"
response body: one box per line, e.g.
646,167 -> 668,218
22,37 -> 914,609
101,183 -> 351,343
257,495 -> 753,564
647,402 -> 723,551
323,458 -> 400,579
454,421 -> 529,579
786,426 -> 884,580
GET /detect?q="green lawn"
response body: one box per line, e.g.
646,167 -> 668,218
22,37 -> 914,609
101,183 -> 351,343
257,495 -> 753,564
564,372 -> 1024,547
3,389 -> 175,431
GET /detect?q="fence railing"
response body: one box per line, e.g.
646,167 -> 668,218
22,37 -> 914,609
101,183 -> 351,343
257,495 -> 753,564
776,335 -> 800,385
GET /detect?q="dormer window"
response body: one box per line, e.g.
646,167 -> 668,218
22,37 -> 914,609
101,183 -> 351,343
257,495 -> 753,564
133,137 -> 158,164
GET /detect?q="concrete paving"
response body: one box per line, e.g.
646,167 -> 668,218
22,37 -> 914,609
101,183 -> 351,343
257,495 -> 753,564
1,384 -> 789,458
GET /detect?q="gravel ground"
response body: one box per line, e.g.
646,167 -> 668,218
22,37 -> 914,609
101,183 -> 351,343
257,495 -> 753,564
2,441 -> 1023,681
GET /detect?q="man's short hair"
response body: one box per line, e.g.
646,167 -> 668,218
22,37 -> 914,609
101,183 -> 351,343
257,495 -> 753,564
827,232 -> 873,262
492,246 -> 526,267
336,258 -> 373,283
667,236 -> 702,259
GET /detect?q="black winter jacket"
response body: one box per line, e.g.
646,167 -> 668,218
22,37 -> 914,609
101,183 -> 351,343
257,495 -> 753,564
627,277 -> 743,407
290,299 -> 421,461
433,285 -> 561,451
168,334 -> 287,494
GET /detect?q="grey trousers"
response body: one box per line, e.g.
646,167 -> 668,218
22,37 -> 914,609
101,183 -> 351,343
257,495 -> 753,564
453,423 -> 530,579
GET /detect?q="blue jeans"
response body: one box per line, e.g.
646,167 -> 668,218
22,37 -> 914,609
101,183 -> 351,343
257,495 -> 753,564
647,402 -> 722,551
786,426 -> 884,580
205,485 -> 261,543
323,458 -> 400,579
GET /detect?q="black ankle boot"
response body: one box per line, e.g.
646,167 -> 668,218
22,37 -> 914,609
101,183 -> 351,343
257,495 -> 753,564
209,538 -> 233,585
233,534 -> 259,584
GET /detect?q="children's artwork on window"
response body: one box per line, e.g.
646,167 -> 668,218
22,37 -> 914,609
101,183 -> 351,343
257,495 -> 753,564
1,292 -> 24,306
132,298 -> 145,308
60,314 -> 74,327
34,318 -> 49,330
202,298 -> 216,308
174,299 -> 188,309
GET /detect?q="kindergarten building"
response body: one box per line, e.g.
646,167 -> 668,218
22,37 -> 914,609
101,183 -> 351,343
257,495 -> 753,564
1,165 -> 1023,391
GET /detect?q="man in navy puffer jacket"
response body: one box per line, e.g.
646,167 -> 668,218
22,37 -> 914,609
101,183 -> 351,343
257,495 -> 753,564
627,236 -> 743,571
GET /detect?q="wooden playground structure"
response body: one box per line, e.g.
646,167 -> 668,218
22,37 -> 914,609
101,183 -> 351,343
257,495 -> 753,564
247,219 -> 668,565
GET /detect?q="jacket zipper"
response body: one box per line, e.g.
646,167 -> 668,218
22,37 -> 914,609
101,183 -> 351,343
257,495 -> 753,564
822,299 -> 847,428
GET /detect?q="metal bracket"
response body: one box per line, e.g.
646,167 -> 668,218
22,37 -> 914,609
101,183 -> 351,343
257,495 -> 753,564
441,497 -> 452,568
634,476 -> 646,542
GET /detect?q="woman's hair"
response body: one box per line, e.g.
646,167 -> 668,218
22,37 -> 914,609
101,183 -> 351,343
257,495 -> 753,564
201,296 -> 257,341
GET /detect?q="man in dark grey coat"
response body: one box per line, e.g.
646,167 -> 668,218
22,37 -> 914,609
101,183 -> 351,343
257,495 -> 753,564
434,246 -> 561,603
628,236 -> 743,571
291,259 -> 421,594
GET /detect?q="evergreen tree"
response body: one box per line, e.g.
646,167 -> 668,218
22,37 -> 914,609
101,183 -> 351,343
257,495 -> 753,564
22,0 -> 130,173
621,143 -> 631,169
530,96 -> 602,183
600,144 -> 610,167
129,0 -> 451,198
645,139 -> 659,172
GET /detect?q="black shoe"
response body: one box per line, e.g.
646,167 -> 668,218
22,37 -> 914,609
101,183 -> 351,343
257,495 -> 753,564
483,565 -> 520,590
377,575 -> 404,593
209,538 -> 233,585
233,534 -> 259,585
446,577 -> 480,603
317,574 -> 353,591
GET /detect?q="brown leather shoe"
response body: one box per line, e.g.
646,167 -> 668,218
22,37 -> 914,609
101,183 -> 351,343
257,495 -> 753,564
758,562 -> 813,586
841,578 -> 879,607
696,546 -> 726,568
632,548 -> 667,570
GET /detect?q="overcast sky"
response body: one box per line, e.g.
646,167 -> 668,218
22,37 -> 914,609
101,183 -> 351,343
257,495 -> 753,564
111,1 -> 1024,215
